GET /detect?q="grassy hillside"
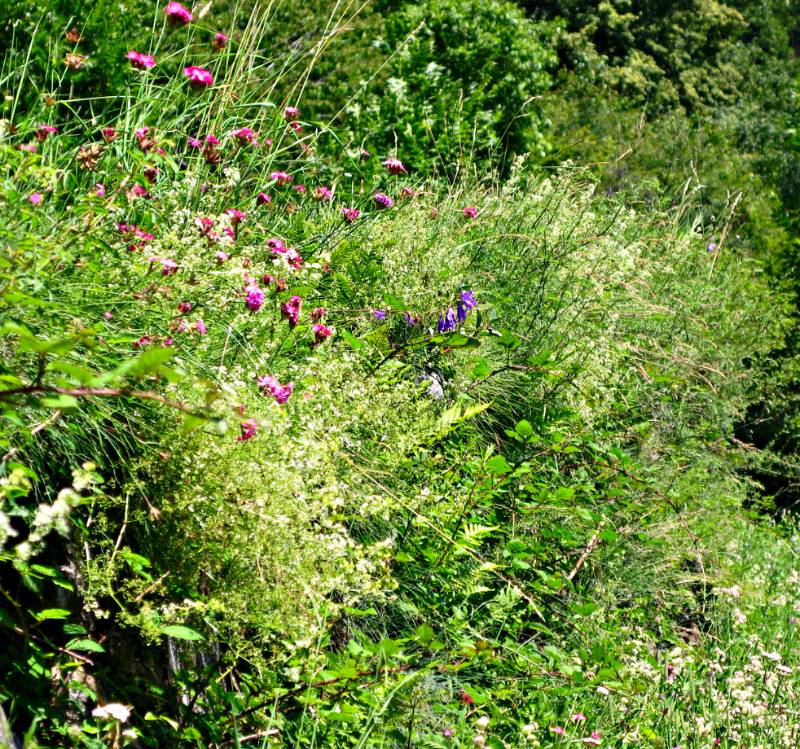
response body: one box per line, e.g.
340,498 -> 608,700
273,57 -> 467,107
1,2 -> 799,748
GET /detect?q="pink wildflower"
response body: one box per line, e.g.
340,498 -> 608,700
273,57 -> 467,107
311,307 -> 326,322
35,124 -> 58,142
459,691 -> 474,706
188,136 -> 202,148
149,256 -> 178,276
293,184 -> 306,194
126,50 -> 156,69
373,192 -> 393,208
164,1 -> 193,24
244,284 -> 265,312
313,186 -> 333,201
359,147 -> 371,160
178,301 -> 192,313
280,295 -> 302,328
225,208 -> 246,224
258,374 -> 294,404
267,237 -> 286,253
257,192 -> 271,206
570,713 -> 587,723
285,248 -> 303,269
184,66 -> 214,88
400,186 -> 417,199
196,318 -> 207,335
383,157 -> 407,175
230,127 -> 258,146
271,171 -> 293,185
133,336 -> 153,348
28,192 -> 42,205
103,311 -> 113,320
549,726 -> 566,736
341,206 -> 361,223
143,165 -> 159,183
212,32 -> 229,51
94,183 -> 106,197
463,206 -> 478,219
237,418 -> 258,441
18,143 -> 37,153
312,323 -> 333,345
582,732 -> 602,746
289,121 -> 302,133
101,127 -> 117,142
215,251 -> 229,264
283,106 -> 300,122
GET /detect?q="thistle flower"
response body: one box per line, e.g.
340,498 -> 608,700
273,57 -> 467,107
184,66 -> 214,88
164,1 -> 193,24
126,50 -> 156,70
383,157 -> 407,175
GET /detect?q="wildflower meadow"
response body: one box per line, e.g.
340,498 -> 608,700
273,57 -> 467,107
2,1 -> 800,748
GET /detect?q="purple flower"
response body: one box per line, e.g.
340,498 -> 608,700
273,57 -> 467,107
383,157 -> 407,175
373,309 -> 387,320
707,242 -> 717,253
184,66 -> 214,88
237,417 -> 258,441
403,311 -> 417,326
126,50 -> 156,70
437,306 -> 457,333
457,303 -> 467,322
28,192 -> 43,205
374,192 -> 394,209
258,374 -> 294,404
245,285 -> 265,312
164,2 -> 193,25
460,289 -> 477,310
342,206 -> 361,223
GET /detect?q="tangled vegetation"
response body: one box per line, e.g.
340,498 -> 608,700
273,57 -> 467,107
1,1 -> 800,748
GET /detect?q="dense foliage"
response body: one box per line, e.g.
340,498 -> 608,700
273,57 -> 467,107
1,1 -> 800,748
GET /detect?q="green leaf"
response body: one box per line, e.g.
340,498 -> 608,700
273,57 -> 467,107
515,419 -> 534,438
159,625 -> 205,641
35,608 -> 71,621
485,455 -> 512,475
66,638 -> 105,653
